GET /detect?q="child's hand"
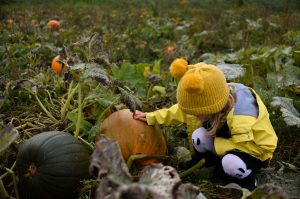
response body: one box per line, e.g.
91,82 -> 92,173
133,110 -> 147,122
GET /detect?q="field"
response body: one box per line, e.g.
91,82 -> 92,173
0,0 -> 300,198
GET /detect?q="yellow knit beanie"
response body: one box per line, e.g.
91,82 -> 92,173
170,58 -> 229,115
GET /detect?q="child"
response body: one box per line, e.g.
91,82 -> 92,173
134,58 -> 278,190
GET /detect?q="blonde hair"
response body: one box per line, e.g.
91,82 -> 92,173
207,86 -> 236,136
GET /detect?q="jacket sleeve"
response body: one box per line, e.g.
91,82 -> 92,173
214,114 -> 276,161
214,137 -> 275,161
214,113 -> 257,157
146,104 -> 188,125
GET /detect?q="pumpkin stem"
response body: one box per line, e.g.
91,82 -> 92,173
78,136 -> 94,149
0,179 -> 9,199
26,163 -> 38,177
126,154 -> 168,170
4,165 -> 20,199
61,80 -> 79,122
146,84 -> 154,101
179,159 -> 205,178
34,94 -> 58,123
74,82 -> 82,139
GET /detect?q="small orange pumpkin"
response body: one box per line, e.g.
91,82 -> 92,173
99,109 -> 167,169
51,55 -> 68,73
166,46 -> 175,53
47,20 -> 60,29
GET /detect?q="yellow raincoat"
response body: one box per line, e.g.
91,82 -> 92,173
146,83 -> 278,161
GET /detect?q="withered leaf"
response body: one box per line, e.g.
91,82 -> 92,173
147,74 -> 162,84
114,86 -> 142,115
0,122 -> 18,154
89,134 -> 132,182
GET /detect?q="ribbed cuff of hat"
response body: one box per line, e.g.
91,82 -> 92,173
178,89 -> 229,115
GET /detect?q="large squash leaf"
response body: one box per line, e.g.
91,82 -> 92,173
111,63 -> 148,96
270,97 -> 300,128
282,65 -> 300,94
81,63 -> 112,86
68,62 -> 113,86
216,62 -> 245,81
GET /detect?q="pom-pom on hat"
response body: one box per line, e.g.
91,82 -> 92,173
169,58 -> 189,78
170,59 -> 229,115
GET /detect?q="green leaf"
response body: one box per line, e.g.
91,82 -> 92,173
112,63 -> 148,96
216,62 -> 245,81
152,59 -> 161,75
86,124 -> 99,141
136,63 -> 151,77
81,63 -> 111,85
85,88 -> 117,108
250,47 -> 277,62
270,97 -> 300,128
112,63 -> 140,85
66,111 -> 93,133
200,53 -> 215,61
282,65 -> 300,94
224,53 -> 241,63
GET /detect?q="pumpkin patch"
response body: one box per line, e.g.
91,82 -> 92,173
99,109 -> 167,169
1,1 -> 300,198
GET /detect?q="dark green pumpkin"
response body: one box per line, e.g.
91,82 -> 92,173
16,131 -> 90,199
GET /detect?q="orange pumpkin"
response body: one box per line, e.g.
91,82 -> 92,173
47,20 -> 60,29
166,46 -> 175,53
99,109 -> 167,169
51,55 -> 68,73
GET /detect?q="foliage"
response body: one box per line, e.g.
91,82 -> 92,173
270,97 -> 300,128
0,1 -> 299,198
